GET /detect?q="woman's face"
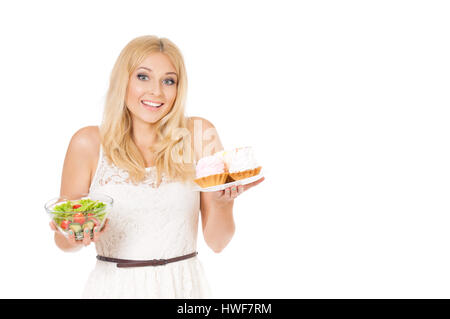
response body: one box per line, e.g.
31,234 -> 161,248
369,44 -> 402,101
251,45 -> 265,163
125,52 -> 178,125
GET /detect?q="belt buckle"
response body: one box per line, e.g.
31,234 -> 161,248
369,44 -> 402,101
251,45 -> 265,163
155,259 -> 168,266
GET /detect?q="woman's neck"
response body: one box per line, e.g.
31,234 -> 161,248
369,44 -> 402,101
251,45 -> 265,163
131,120 -> 158,149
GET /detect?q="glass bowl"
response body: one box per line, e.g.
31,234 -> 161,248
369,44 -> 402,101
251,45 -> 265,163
45,192 -> 113,241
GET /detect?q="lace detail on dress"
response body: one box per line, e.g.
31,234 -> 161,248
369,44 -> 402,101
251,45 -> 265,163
93,152 -> 171,189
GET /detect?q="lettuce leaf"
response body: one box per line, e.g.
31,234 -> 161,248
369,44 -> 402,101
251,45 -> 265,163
51,198 -> 107,220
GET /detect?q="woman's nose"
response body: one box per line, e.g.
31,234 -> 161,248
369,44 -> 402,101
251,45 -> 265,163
148,81 -> 162,96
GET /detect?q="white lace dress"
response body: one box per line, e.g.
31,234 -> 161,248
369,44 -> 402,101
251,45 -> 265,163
82,145 -> 212,298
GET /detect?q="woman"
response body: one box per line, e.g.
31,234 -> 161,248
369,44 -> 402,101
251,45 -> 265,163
49,35 -> 264,298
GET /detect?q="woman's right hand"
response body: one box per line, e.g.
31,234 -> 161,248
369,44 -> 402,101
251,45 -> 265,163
49,218 -> 110,249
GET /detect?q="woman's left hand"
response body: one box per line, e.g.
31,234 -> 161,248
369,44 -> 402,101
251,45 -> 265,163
210,176 -> 265,205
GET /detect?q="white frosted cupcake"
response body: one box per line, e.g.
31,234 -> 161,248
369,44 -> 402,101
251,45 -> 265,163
214,150 -> 233,170
226,147 -> 262,181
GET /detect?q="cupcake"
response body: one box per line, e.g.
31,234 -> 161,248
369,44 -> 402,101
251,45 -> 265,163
227,146 -> 262,181
193,155 -> 228,188
214,150 -> 229,164
214,150 -> 235,183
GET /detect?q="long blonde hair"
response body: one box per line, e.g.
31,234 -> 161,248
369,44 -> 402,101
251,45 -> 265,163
99,35 -> 195,186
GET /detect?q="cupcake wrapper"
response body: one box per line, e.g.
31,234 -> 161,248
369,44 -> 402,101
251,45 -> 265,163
229,166 -> 262,181
194,173 -> 229,188
225,175 -> 235,183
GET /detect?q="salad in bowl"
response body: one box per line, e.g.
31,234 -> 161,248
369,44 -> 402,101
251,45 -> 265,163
45,192 -> 113,241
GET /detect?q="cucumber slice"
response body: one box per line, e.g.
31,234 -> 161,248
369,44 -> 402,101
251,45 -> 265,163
69,222 -> 82,233
82,220 -> 95,230
69,223 -> 83,233
68,222 -> 84,240
87,217 -> 100,226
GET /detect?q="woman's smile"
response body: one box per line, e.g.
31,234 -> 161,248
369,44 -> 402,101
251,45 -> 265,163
141,99 -> 164,111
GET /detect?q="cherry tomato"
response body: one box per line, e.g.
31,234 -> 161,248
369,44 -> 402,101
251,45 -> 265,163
73,213 -> 85,224
72,204 -> 82,209
60,220 -> 70,230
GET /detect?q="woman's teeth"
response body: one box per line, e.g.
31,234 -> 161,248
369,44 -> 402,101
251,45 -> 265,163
142,100 -> 163,108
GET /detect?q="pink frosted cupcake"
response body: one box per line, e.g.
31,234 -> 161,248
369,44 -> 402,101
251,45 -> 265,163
194,155 -> 229,188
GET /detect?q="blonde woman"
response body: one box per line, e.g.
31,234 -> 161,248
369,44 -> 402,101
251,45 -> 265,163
49,35 -> 264,298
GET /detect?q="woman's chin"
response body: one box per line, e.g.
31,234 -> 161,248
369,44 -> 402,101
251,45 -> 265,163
129,107 -> 171,125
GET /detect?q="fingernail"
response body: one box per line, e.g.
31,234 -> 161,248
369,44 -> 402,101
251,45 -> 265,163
94,228 -> 99,232
85,229 -> 90,234
69,230 -> 73,235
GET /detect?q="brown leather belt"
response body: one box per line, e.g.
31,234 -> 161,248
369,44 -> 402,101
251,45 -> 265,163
96,252 -> 198,268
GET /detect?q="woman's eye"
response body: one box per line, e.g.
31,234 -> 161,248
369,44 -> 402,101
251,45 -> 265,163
137,74 -> 148,80
164,78 -> 176,85
137,74 -> 176,85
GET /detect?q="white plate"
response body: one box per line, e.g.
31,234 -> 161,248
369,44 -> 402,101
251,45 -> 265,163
193,169 -> 265,192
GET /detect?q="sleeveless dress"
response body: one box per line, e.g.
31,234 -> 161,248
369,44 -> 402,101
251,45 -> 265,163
82,145 -> 212,298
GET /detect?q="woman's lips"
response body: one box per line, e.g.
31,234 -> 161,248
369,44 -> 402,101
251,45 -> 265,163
141,100 -> 164,111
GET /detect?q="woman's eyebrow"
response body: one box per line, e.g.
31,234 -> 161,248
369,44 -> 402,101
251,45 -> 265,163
137,66 -> 177,76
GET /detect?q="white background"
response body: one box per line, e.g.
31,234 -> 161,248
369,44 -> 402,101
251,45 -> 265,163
0,0 -> 449,298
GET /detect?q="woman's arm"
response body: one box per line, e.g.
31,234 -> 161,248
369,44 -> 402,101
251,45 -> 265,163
201,190 -> 236,253
190,117 -> 250,253
53,126 -> 99,252
201,177 -> 264,253
188,116 -> 232,252
190,117 -> 264,253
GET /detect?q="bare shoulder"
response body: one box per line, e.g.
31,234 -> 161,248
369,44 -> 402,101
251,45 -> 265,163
60,126 -> 100,197
72,125 -> 101,174
71,125 -> 100,150
187,116 -> 216,131
187,116 -> 223,158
